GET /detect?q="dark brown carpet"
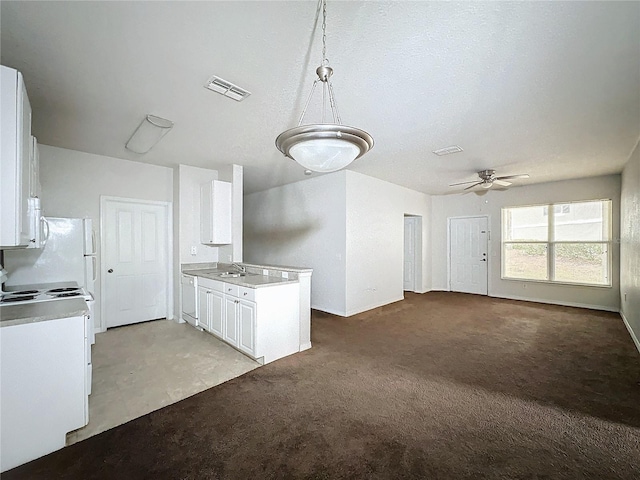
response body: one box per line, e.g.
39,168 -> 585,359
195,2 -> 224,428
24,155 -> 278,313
6,292 -> 640,479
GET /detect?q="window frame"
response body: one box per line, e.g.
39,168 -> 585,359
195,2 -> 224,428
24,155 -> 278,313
501,199 -> 612,288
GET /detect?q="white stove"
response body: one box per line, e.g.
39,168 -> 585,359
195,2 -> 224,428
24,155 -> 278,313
0,284 -> 91,306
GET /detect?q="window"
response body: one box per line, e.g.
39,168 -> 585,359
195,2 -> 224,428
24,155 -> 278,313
501,200 -> 612,286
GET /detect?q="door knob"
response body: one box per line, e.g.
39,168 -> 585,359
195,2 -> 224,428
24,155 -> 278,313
108,269 -> 114,273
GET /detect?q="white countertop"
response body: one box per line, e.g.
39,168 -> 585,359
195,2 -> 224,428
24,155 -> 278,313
182,268 -> 299,288
0,298 -> 89,328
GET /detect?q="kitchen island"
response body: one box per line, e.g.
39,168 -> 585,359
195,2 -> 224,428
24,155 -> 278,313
181,262 -> 312,364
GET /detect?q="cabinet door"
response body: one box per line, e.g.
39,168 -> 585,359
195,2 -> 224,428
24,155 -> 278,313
223,296 -> 238,347
0,67 -> 31,247
210,291 -> 224,338
200,180 -> 232,245
197,286 -> 210,331
238,299 -> 256,357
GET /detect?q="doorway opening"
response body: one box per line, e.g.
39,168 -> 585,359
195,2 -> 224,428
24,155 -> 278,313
403,215 -> 422,292
448,215 -> 489,295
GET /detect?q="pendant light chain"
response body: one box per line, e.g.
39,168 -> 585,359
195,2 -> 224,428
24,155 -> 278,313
275,0 -> 374,172
322,0 -> 328,65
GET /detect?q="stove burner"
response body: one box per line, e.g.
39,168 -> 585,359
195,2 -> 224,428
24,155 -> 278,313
1,295 -> 37,303
5,290 -> 39,296
46,287 -> 80,294
54,292 -> 82,298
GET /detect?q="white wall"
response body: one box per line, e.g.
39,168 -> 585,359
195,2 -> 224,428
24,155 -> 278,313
244,172 -> 347,315
345,171 -> 431,316
177,164 -> 219,264
219,164 -> 243,263
244,170 -> 431,317
431,175 -> 621,311
620,140 -> 640,351
38,145 -> 174,328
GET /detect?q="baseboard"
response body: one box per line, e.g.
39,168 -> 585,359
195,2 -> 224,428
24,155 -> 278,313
311,304 -> 347,317
345,296 -> 405,317
299,342 -> 312,351
620,310 -> 640,354
414,288 -> 432,294
492,293 -> 619,313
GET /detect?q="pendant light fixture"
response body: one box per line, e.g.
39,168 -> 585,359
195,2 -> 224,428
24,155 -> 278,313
275,0 -> 373,173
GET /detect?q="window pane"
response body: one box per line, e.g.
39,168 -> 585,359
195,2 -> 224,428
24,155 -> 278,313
554,243 -> 609,285
503,243 -> 548,280
503,206 -> 548,241
554,200 -> 610,241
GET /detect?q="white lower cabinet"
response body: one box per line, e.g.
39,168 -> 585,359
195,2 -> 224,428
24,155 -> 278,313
195,276 -> 299,364
210,290 -> 224,338
1,315 -> 88,472
197,285 -> 211,332
223,295 -> 239,345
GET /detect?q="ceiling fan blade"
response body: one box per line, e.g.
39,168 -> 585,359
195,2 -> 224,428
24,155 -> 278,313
449,180 -> 480,187
493,179 -> 512,187
463,182 -> 483,191
496,174 -> 529,181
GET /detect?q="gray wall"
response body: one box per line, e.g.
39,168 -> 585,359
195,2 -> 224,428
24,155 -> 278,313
620,140 -> 640,351
431,175 -> 621,311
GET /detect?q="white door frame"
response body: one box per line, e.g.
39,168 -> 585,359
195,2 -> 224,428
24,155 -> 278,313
403,215 -> 422,293
99,196 -> 173,332
447,215 -> 490,294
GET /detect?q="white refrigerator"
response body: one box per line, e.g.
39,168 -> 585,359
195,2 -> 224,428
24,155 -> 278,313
3,217 -> 98,325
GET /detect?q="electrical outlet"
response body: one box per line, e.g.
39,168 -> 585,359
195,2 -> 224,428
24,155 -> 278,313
190,246 -> 197,256
282,272 -> 289,279
263,269 -> 268,275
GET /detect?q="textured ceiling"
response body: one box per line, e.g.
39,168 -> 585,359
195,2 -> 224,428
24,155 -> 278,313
1,1 -> 639,194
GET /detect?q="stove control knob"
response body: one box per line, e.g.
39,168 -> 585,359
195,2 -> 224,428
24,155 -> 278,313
108,269 -> 114,273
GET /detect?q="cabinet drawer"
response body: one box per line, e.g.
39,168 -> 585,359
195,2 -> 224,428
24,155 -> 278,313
238,286 -> 256,301
198,277 -> 224,291
224,284 -> 239,297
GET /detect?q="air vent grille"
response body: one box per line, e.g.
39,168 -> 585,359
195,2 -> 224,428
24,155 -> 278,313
204,75 -> 251,102
433,145 -> 464,156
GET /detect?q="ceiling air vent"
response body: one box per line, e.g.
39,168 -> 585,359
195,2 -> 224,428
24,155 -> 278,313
204,75 -> 251,102
433,145 -> 464,156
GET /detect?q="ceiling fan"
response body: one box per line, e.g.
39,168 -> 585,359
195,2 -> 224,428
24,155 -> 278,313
449,169 -> 530,191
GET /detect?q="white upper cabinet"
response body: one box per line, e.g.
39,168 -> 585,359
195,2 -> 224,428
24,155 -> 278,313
29,136 -> 41,199
1,65 -> 32,249
200,180 -> 232,245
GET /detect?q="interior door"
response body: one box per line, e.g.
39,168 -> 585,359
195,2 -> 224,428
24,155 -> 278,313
449,216 -> 488,295
103,199 -> 168,328
404,217 -> 417,291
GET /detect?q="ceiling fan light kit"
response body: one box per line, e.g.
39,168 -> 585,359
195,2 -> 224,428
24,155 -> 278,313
275,0 -> 373,173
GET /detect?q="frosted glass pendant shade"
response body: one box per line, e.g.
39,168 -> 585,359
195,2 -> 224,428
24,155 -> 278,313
289,139 -> 360,173
275,124 -> 374,173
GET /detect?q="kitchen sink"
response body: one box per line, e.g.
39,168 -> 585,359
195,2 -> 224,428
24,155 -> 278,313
218,272 -> 258,278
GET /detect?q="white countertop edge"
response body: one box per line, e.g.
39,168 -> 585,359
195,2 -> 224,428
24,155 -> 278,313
0,298 -> 89,328
182,270 -> 299,289
240,263 -> 313,274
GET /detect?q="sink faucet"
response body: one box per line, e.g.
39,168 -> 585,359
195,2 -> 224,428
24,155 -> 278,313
231,263 -> 246,273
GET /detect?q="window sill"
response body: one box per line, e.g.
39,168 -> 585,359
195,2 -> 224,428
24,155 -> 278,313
501,277 -> 612,289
